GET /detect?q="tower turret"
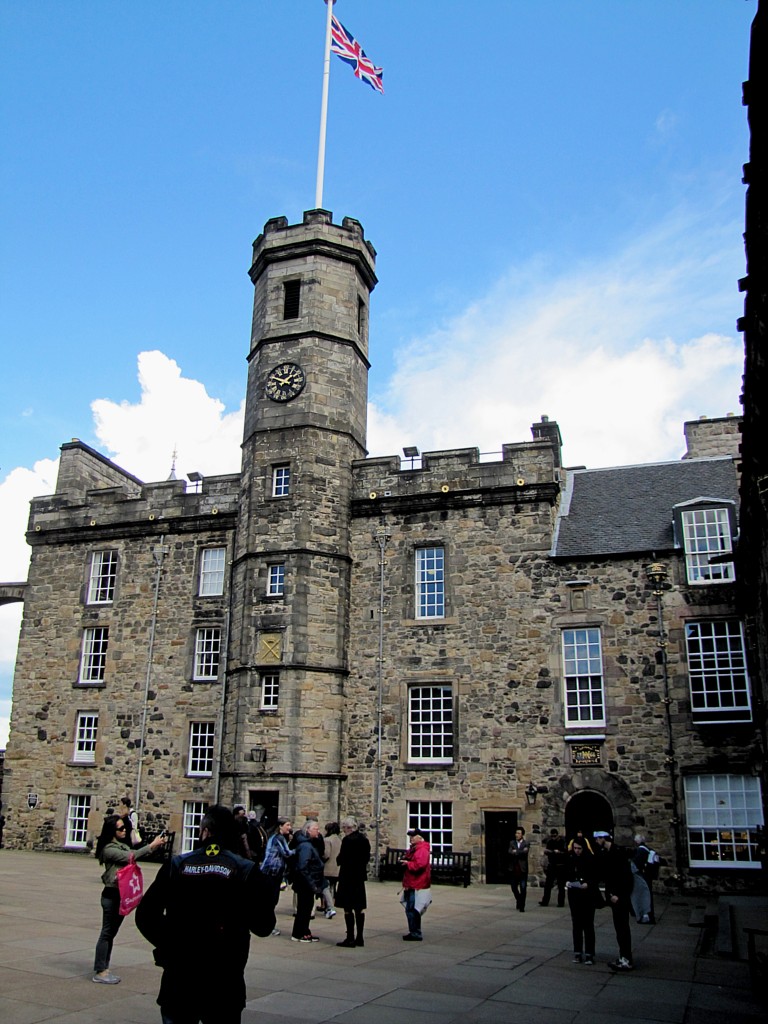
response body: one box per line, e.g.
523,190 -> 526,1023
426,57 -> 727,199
223,210 -> 377,819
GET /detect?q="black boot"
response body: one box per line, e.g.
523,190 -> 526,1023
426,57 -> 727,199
355,910 -> 365,946
337,912 -> 356,947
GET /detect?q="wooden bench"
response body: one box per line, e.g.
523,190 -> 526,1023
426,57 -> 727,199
378,847 -> 472,887
744,927 -> 768,996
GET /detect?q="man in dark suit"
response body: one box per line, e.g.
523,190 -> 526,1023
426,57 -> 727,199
508,826 -> 530,912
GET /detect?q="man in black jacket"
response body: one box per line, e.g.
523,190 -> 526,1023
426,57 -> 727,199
136,805 -> 275,1024
594,830 -> 634,971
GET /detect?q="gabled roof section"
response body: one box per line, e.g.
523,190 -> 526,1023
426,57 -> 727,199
552,456 -> 739,558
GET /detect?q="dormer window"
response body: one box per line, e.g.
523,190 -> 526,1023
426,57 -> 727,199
674,499 -> 736,585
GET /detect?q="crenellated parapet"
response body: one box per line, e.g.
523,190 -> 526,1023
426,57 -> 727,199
351,435 -> 562,517
27,464 -> 241,542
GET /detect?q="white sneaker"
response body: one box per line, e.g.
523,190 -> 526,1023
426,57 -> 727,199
325,909 -> 336,919
270,928 -> 280,936
609,957 -> 634,972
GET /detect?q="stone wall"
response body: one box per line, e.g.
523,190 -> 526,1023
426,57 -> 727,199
3,463 -> 239,849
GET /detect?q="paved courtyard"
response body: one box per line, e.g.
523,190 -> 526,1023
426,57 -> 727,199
0,849 -> 764,1024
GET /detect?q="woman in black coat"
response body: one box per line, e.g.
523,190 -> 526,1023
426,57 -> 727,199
565,837 -> 601,965
334,816 -> 371,948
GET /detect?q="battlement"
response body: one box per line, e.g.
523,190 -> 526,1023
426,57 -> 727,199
250,208 -> 377,289
352,439 -> 560,503
28,467 -> 241,539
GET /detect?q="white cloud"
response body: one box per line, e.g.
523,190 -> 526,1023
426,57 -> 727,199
367,210 -> 743,467
0,460 -> 60,750
91,350 -> 244,482
0,699 -> 10,749
0,460 -> 59,581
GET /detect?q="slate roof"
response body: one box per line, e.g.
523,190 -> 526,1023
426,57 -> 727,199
551,456 -> 739,558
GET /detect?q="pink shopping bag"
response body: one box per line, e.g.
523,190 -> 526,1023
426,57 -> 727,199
116,855 -> 144,916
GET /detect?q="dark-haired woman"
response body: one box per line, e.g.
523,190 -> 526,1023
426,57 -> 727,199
565,838 -> 600,965
92,813 -> 166,984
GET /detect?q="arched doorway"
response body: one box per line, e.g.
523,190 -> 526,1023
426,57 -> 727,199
564,790 -> 613,842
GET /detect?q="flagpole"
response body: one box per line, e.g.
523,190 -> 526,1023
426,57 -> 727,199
315,0 -> 335,209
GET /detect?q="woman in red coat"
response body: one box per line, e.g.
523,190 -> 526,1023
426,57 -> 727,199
399,828 -> 432,941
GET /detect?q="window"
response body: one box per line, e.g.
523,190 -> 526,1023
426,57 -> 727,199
87,550 -> 118,604
283,279 -> 301,319
680,507 -> 735,584
73,712 -> 98,763
409,686 -> 453,763
261,672 -> 280,710
188,722 -> 215,776
66,794 -> 91,847
272,465 -> 290,498
415,547 -> 445,619
199,547 -> 226,596
194,627 -> 221,680
267,563 -> 285,596
408,801 -> 453,854
182,800 -> 206,853
79,627 -> 109,684
562,628 -> 605,725
685,620 -> 751,723
684,775 -> 763,869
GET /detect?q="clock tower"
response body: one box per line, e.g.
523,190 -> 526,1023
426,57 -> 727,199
223,209 -> 377,818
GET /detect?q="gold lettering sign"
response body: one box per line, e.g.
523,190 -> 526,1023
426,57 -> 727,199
258,632 -> 283,663
571,743 -> 602,766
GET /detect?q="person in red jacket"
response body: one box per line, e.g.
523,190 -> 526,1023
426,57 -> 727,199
399,828 -> 432,941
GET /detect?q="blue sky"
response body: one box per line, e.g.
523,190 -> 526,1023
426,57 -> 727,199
0,0 -> 755,745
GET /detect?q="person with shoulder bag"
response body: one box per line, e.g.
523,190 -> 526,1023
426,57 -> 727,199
120,795 -> 142,847
92,813 -> 167,984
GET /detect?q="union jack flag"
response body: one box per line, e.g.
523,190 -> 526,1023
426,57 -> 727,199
331,15 -> 384,94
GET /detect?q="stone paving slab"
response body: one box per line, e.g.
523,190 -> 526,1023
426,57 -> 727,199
0,850 -> 765,1024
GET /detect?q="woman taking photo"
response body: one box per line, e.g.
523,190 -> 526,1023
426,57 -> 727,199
565,836 -> 600,965
93,813 -> 166,984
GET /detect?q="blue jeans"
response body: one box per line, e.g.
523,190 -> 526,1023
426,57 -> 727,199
403,888 -> 422,938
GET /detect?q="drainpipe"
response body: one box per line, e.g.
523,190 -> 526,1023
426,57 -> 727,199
646,562 -> 684,892
373,529 -> 389,878
135,541 -> 166,811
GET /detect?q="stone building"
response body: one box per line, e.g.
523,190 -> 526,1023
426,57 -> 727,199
2,210 -> 763,891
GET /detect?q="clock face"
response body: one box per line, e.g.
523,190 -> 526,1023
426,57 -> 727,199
265,362 -> 306,402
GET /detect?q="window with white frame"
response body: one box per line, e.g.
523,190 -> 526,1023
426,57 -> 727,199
408,685 -> 453,762
272,465 -> 290,498
182,800 -> 206,853
267,563 -> 285,596
407,801 -> 453,853
680,507 -> 735,584
685,620 -> 751,723
188,722 -> 215,776
562,627 -> 605,725
193,627 -> 221,680
66,794 -> 92,847
261,672 -> 280,710
684,774 -> 763,869
199,547 -> 226,596
415,546 -> 445,619
79,627 -> 109,684
73,711 -> 98,763
86,550 -> 118,604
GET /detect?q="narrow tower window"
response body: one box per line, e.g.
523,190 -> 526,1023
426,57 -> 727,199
283,279 -> 301,320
